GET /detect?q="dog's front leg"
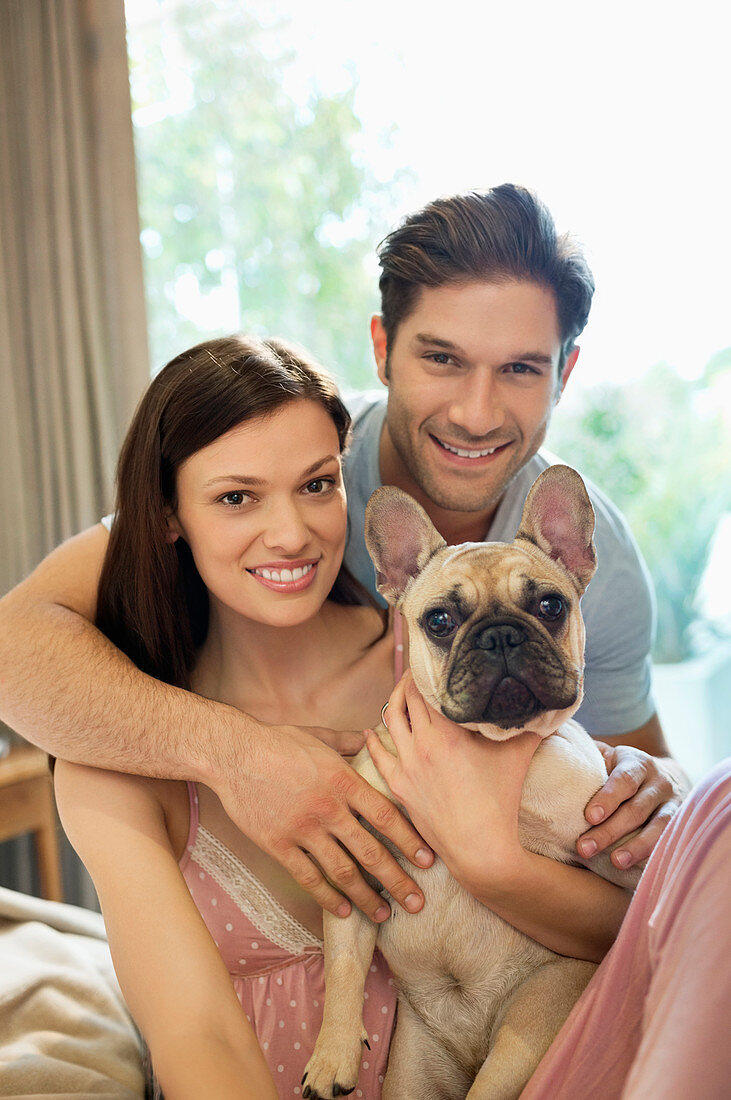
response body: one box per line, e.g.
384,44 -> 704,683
303,906 -> 378,1099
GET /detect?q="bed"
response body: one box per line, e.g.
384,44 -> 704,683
0,886 -> 144,1097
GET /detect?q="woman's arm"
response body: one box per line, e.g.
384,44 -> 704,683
54,761 -> 278,1100
368,674 -> 632,964
0,526 -> 432,923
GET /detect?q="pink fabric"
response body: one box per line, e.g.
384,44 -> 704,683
521,759 -> 731,1100
180,783 -> 396,1098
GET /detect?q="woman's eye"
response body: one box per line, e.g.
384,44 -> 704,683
537,595 -> 564,621
425,608 -> 458,638
304,478 -> 334,494
220,490 -> 251,507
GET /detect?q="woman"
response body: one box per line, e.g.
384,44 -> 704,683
54,335 -> 631,1099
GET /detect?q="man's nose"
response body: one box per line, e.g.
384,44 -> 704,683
447,371 -> 506,438
262,499 -> 310,554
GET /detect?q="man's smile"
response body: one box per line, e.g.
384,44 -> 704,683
430,432 -> 514,465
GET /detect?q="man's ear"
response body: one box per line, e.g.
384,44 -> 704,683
370,314 -> 389,386
556,346 -> 580,402
365,486 -> 445,605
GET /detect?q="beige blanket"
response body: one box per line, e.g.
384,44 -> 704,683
0,886 -> 144,1098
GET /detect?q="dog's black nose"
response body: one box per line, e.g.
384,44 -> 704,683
474,623 -> 526,651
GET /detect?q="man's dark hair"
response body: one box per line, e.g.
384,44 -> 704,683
377,184 -> 595,368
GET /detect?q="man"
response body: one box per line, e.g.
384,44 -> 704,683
0,184 -> 685,922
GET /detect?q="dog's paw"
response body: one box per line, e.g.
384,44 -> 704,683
301,1027 -> 369,1099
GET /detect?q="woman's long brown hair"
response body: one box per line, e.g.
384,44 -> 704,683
95,334 -> 375,690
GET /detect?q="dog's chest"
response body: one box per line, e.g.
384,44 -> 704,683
374,854 -> 552,1066
378,855 -> 550,976
352,727 -> 601,1043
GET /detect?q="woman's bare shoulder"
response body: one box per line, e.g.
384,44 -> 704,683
53,761 -> 188,857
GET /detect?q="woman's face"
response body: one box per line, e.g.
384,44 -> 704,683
169,399 -> 347,629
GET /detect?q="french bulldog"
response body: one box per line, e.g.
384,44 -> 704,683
303,464 -> 641,1100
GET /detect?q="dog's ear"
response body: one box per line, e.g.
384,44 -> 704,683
365,486 -> 446,605
515,465 -> 597,593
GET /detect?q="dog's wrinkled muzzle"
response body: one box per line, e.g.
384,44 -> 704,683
442,619 -> 579,729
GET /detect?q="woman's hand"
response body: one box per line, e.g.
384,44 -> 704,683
366,672 -> 632,962
366,671 -> 541,895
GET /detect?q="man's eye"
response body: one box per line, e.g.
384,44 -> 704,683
427,352 -> 455,366
425,608 -> 458,638
537,595 -> 564,621
510,362 -> 538,374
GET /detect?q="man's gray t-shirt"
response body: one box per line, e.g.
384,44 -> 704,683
342,391 -> 656,739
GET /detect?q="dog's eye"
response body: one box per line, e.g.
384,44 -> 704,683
537,595 -> 564,621
425,608 -> 458,638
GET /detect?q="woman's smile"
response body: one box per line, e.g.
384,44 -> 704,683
169,399 -> 347,628
247,558 -> 320,592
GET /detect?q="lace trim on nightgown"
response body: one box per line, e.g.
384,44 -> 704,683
192,823 -> 323,955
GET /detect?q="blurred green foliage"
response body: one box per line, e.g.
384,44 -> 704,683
548,355 -> 731,662
127,3 -> 731,664
127,0 -> 410,386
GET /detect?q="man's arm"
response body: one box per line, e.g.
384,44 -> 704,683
578,713 -> 690,869
570,489 -> 690,869
0,528 -> 432,920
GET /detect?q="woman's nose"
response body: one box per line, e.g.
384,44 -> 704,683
261,499 -> 310,554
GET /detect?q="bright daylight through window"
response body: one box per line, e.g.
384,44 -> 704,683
125,0 -> 731,777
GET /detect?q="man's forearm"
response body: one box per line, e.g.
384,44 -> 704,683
0,596 -> 240,783
0,589 -> 432,922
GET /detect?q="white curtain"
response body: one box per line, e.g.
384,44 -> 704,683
0,0 -> 149,904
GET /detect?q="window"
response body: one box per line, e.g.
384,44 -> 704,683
126,0 -> 414,388
125,0 -> 731,769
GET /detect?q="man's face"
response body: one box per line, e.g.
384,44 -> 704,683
373,279 -> 578,521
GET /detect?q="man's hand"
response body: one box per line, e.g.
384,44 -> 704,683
0,528 -> 436,921
211,719 -> 434,923
577,737 -> 688,869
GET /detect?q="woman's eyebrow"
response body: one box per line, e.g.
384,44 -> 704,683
300,454 -> 340,477
202,455 -> 339,489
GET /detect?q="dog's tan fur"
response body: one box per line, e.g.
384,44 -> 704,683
303,466 -> 640,1100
